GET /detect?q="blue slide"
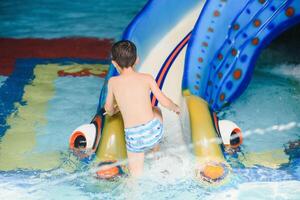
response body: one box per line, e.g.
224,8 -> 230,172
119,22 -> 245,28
70,0 -> 300,183
183,0 -> 300,110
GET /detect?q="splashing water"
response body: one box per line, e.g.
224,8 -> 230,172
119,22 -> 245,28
0,61 -> 300,199
0,0 -> 300,198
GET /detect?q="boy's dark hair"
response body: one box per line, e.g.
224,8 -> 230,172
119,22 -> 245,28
111,40 -> 137,68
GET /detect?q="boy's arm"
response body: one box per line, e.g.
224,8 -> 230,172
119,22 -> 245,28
148,75 -> 180,114
104,79 -> 118,116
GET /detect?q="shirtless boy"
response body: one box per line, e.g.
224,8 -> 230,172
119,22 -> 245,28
104,40 -> 180,177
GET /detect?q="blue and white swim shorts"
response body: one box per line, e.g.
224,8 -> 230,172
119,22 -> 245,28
125,118 -> 163,153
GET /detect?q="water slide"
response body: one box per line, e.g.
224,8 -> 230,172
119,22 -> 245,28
69,0 -> 300,183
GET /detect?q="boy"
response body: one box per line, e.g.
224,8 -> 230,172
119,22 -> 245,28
104,40 -> 180,177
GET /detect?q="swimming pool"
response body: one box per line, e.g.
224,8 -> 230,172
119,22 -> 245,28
0,0 -> 300,199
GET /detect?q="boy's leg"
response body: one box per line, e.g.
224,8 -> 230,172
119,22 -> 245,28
127,151 -> 145,178
151,106 -> 163,153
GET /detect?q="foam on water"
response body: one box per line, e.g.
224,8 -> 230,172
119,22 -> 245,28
206,181 -> 300,200
257,63 -> 300,82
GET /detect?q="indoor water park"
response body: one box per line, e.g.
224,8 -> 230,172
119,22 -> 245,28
0,0 -> 300,199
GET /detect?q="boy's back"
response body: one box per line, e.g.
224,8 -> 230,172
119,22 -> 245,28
109,72 -> 154,128
105,40 -> 179,177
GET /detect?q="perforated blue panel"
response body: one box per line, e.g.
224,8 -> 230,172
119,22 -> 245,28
183,0 -> 300,110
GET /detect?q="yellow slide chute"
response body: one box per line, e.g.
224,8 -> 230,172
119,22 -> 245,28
184,94 -> 229,183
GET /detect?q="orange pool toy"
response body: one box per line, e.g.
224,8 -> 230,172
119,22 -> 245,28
202,163 -> 225,181
96,161 -> 125,179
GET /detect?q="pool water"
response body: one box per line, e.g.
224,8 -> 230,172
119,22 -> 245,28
1,0 -> 300,199
0,0 -> 147,39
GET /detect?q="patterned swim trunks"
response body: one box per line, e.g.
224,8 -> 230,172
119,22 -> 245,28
125,118 -> 163,153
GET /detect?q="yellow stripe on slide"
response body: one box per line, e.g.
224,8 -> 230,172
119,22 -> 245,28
0,63 -> 104,171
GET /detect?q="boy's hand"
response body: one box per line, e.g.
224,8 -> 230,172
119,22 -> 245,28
172,104 -> 180,115
113,104 -> 120,114
104,104 -> 119,116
